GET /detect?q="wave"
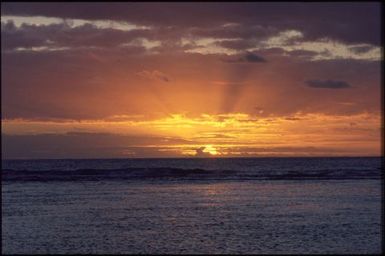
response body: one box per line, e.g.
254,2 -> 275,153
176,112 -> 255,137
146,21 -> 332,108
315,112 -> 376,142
2,167 -> 382,182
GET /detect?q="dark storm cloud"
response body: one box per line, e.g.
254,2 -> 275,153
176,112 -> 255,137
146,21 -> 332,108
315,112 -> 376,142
2,2 -> 381,45
305,80 -> 352,89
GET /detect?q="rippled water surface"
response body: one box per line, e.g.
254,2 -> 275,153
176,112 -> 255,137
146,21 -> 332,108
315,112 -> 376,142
2,178 -> 382,254
2,157 -> 382,181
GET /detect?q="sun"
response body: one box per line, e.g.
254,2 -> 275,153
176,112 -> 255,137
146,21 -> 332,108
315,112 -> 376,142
203,145 -> 218,155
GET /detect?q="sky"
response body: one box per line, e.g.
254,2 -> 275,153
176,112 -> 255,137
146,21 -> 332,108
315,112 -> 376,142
1,2 -> 382,159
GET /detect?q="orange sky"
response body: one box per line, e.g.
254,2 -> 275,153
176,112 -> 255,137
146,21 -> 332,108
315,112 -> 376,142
1,3 -> 382,158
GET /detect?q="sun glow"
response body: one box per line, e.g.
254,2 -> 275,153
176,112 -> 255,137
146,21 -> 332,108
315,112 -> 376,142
203,145 -> 218,155
2,112 -> 381,157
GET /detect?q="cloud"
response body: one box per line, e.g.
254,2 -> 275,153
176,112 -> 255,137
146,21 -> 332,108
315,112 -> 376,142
137,70 -> 170,82
305,79 -> 352,89
216,39 -> 257,50
2,11 -> 381,61
222,52 -> 266,63
194,146 -> 212,157
2,2 -> 381,45
285,49 -> 318,59
284,117 -> 302,121
244,52 -> 267,62
349,45 -> 375,54
1,132 -> 191,159
1,20 -> 153,51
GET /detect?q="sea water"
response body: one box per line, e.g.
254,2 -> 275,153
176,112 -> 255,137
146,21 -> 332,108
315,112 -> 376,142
2,157 -> 383,254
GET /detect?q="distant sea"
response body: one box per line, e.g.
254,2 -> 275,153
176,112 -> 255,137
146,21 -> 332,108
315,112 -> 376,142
2,157 -> 383,254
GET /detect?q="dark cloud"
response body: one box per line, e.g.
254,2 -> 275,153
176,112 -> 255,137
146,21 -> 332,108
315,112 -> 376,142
244,52 -> 266,63
1,21 -> 47,50
285,49 -> 318,59
2,2 -> 381,45
349,45 -> 375,54
305,79 -> 352,89
192,25 -> 276,41
1,20 -> 152,50
216,39 -> 258,50
1,132 -> 192,159
194,147 -> 212,157
222,52 -> 266,63
1,5 -> 381,62
284,117 -> 302,121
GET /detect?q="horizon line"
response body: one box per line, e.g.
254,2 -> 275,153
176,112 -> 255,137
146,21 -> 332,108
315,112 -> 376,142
2,155 -> 383,161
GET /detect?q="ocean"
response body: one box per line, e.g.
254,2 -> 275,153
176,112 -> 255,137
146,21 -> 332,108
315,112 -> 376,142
2,157 -> 383,254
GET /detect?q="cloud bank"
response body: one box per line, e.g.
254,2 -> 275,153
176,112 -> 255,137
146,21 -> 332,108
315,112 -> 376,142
306,80 -> 352,89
